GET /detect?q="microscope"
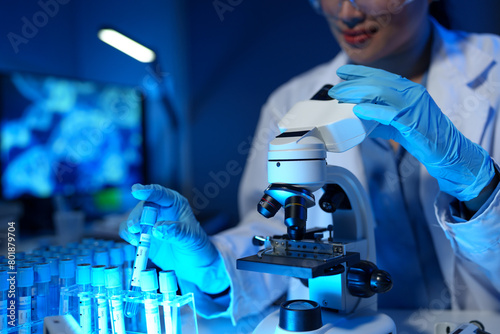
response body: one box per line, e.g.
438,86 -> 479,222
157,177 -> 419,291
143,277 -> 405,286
237,86 -> 397,333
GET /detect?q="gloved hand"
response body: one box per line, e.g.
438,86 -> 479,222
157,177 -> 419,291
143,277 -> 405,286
329,64 -> 495,202
119,183 -> 229,294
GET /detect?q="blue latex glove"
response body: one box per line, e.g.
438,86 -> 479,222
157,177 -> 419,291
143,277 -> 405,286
329,64 -> 495,202
119,183 -> 229,294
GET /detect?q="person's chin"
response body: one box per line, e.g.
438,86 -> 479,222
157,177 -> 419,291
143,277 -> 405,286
340,41 -> 379,64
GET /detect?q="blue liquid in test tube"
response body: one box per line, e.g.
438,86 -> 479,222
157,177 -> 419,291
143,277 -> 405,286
105,267 -> 126,334
76,264 -> 92,334
160,271 -> 180,334
33,263 -> 51,321
141,269 -> 161,334
59,258 -> 76,315
91,265 -> 108,334
46,257 -> 60,316
0,270 -> 8,332
122,244 -> 135,291
110,246 -> 125,290
17,266 -> 34,334
124,202 -> 159,318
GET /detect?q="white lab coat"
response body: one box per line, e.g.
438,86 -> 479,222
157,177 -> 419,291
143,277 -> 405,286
185,18 -> 500,324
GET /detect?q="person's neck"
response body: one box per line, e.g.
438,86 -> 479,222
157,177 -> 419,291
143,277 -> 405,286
364,19 -> 433,84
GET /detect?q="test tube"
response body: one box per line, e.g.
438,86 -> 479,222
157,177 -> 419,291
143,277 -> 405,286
46,257 -> 60,316
159,271 -> 179,334
77,254 -> 93,266
80,248 -> 94,259
94,249 -> 110,267
49,245 -> 62,254
82,237 -> 95,246
105,266 -> 126,334
124,202 -> 159,318
22,260 -> 38,268
122,244 -> 135,290
0,270 -> 8,332
17,266 -> 34,333
102,240 -> 115,250
33,263 -> 51,321
76,264 -> 92,334
28,255 -> 45,263
110,246 -> 125,290
67,241 -> 79,249
141,269 -> 161,334
59,258 -> 76,315
60,253 -> 76,262
42,250 -> 53,259
91,265 -> 108,334
69,248 -> 80,257
32,248 -> 45,256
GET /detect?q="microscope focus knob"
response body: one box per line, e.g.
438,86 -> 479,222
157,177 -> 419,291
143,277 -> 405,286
370,269 -> 392,294
347,261 -> 393,298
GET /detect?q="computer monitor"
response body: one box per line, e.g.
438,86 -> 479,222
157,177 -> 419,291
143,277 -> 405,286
0,71 -> 147,224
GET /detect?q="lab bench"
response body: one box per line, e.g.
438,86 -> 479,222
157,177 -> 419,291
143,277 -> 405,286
197,308 -> 500,334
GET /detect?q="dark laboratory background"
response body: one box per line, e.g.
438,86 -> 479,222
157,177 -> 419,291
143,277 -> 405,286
0,0 -> 499,240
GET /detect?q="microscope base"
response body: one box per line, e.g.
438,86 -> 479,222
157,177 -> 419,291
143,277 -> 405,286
254,308 -> 396,334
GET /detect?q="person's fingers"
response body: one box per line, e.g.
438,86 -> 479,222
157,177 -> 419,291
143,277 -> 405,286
335,64 -> 401,81
126,202 -> 144,234
352,103 -> 399,125
131,184 -> 176,207
119,220 -> 139,246
152,220 -> 177,240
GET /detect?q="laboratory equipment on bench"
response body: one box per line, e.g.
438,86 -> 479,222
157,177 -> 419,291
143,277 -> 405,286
59,258 -> 76,316
47,257 -> 60,316
237,85 -> 396,333
91,265 -> 109,334
110,246 -> 126,290
160,270 -> 181,334
17,266 -> 34,334
123,244 -> 136,289
3,237 -> 200,334
33,262 -> 51,321
76,263 -> 92,334
125,202 -> 159,318
435,320 -> 492,334
105,266 -> 126,334
140,269 -> 162,334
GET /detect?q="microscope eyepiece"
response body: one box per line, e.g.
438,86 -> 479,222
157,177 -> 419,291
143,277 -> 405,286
258,194 -> 282,218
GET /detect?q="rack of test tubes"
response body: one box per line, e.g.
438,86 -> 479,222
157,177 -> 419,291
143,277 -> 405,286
0,237 -> 199,334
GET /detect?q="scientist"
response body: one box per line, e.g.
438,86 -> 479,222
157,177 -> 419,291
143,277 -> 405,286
120,0 -> 500,325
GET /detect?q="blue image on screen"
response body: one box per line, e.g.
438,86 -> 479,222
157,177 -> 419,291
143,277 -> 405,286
0,72 -> 145,202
